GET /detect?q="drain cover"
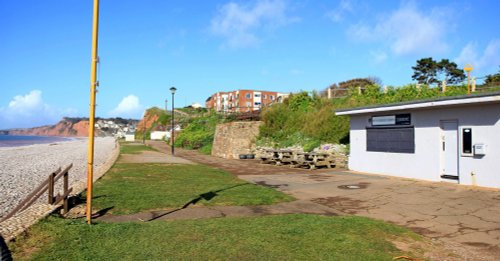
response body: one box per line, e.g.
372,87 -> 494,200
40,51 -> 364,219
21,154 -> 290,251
337,183 -> 369,190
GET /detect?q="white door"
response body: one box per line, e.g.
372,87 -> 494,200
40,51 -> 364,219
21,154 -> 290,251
441,121 -> 458,176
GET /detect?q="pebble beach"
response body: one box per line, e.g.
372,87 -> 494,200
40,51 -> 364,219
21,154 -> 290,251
0,137 -> 117,218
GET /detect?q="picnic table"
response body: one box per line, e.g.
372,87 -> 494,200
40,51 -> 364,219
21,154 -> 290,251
259,150 -> 336,170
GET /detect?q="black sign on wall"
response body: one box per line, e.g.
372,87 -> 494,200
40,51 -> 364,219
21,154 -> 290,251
371,114 -> 411,126
395,114 -> 411,125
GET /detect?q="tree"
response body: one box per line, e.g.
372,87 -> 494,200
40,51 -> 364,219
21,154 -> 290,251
412,58 -> 439,85
484,68 -> 500,85
438,59 -> 466,84
412,58 -> 466,85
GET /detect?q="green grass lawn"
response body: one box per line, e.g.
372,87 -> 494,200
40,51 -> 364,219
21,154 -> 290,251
10,214 -> 423,261
89,163 -> 293,214
119,142 -> 158,154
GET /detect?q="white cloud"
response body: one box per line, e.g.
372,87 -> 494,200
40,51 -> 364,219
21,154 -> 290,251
326,0 -> 353,22
455,39 -> 500,72
0,90 -> 75,129
109,95 -> 144,119
210,0 -> 298,48
370,50 -> 388,64
348,2 -> 449,55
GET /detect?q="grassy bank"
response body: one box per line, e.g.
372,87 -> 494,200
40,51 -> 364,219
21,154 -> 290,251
8,137 -> 427,260
11,214 -> 422,260
90,163 -> 293,214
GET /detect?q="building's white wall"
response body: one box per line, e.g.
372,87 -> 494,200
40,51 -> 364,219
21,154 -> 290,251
349,103 -> 500,188
125,134 -> 135,142
151,131 -> 167,140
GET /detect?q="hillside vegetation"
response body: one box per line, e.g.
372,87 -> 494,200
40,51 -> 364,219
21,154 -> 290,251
144,83 -> 498,153
258,83 -> 486,151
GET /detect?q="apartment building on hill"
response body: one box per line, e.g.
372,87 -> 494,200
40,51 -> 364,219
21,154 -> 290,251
206,90 -> 289,113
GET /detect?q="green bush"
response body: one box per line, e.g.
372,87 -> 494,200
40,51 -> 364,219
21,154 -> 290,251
174,112 -> 221,151
259,84 -> 472,149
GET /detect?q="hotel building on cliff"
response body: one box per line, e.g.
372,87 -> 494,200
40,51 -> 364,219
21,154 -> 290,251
205,89 -> 289,113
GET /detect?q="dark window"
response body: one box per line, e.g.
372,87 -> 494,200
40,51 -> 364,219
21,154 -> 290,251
462,128 -> 472,154
367,126 -> 415,153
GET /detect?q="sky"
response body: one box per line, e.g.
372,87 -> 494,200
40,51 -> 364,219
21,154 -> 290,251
1,0 -> 499,129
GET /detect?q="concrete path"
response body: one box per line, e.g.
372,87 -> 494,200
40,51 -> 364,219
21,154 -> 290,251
118,150 -> 194,164
146,140 -> 335,175
239,172 -> 500,260
133,141 -> 500,260
97,200 -> 339,222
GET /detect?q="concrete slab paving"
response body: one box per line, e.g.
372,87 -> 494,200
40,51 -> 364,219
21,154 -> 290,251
239,171 -> 500,260
118,150 -> 194,164
96,200 -> 340,223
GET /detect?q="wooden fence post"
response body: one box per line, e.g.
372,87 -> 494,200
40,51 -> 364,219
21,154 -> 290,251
48,172 -> 55,204
472,77 -> 476,92
63,170 -> 69,213
442,80 -> 446,93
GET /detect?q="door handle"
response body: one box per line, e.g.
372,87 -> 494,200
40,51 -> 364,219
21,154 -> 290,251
442,141 -> 445,151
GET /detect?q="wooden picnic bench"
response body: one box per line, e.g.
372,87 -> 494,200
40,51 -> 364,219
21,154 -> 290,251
259,149 -> 336,170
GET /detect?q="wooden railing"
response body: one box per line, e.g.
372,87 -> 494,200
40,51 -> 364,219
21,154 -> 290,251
0,164 -> 73,222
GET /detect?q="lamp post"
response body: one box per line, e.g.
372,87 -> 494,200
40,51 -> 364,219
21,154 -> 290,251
170,87 -> 177,156
164,98 -> 168,140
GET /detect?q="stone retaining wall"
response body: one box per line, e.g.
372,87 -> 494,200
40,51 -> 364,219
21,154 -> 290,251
212,121 -> 262,159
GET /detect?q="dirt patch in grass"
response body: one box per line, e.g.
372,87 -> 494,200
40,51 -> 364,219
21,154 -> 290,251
311,196 -> 366,214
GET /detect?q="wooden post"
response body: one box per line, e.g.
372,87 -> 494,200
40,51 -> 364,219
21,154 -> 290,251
357,86 -> 361,94
472,77 -> 476,92
48,172 -> 55,204
63,170 -> 69,213
442,80 -> 446,93
327,87 -> 332,99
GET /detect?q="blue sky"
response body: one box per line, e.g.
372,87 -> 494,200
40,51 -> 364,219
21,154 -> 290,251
1,0 -> 499,129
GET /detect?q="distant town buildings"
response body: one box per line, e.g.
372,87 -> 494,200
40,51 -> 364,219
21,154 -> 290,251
205,90 -> 289,113
94,119 -> 137,138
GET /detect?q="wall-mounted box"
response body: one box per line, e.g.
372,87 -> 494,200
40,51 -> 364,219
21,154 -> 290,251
473,144 -> 486,156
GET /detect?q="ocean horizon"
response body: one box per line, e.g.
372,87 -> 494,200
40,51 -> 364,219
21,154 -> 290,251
0,135 -> 72,147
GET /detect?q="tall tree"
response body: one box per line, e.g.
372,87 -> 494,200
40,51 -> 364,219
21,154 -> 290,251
411,57 -> 439,85
412,58 -> 466,85
438,59 -> 466,84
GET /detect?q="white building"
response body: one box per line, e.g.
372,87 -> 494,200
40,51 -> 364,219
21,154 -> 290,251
125,131 -> 135,142
336,92 -> 500,188
150,131 -> 167,140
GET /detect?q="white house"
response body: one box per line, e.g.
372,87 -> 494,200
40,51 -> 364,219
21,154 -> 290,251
125,131 -> 135,142
150,131 -> 167,140
336,92 -> 500,188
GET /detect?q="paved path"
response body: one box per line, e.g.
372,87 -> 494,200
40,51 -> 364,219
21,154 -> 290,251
146,141 -> 500,260
97,200 -> 339,222
146,140 -> 335,175
239,172 -> 500,260
118,150 -> 194,164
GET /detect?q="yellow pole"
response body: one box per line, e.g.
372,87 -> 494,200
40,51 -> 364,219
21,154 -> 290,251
87,0 -> 100,225
464,64 -> 473,95
467,71 -> 471,94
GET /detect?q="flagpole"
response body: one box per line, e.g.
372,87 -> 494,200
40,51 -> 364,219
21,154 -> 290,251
87,0 -> 100,224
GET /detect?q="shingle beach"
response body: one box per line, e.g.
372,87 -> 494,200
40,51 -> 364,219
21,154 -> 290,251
0,137 -> 116,218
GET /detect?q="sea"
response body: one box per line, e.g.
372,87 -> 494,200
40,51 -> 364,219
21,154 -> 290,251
0,135 -> 71,147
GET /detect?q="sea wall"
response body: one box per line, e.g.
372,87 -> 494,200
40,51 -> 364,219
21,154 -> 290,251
212,121 -> 262,159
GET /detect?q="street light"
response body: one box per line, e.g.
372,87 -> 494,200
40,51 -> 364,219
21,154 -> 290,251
164,98 -> 168,141
170,87 -> 177,156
